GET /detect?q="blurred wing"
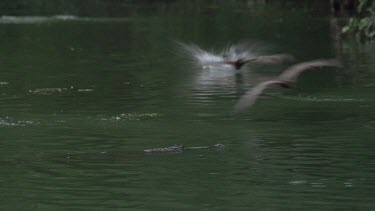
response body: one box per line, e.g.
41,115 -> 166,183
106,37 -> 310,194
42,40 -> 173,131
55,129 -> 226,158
242,54 -> 295,64
233,80 -> 283,113
278,59 -> 342,82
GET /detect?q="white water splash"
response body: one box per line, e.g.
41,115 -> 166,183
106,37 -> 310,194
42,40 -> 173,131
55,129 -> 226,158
177,41 -> 256,70
176,41 -> 274,103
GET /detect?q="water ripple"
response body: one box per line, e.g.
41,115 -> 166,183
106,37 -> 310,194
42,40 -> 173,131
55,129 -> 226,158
278,95 -> 366,102
0,117 -> 39,127
0,15 -> 132,24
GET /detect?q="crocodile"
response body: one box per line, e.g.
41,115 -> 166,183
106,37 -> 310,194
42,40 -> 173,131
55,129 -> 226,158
144,144 -> 224,153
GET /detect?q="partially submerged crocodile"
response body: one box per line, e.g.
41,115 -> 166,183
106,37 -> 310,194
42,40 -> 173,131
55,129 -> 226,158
144,144 -> 224,153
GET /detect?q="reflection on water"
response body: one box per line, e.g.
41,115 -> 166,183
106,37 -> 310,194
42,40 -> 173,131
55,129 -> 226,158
1,1 -> 375,210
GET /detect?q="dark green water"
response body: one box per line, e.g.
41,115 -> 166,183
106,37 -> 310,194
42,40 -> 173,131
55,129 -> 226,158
1,1 -> 375,210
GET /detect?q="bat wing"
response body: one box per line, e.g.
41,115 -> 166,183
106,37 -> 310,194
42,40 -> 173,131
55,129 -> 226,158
277,59 -> 342,82
242,54 -> 295,64
233,80 -> 285,113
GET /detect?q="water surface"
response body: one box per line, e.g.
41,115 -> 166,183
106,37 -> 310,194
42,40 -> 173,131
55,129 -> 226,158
0,1 -> 375,210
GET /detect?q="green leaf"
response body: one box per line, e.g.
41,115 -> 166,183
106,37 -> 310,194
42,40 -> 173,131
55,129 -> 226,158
358,0 -> 369,13
342,25 -> 351,33
359,17 -> 370,30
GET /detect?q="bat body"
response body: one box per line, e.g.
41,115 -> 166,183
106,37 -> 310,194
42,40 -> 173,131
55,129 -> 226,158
233,59 -> 342,113
211,54 -> 294,70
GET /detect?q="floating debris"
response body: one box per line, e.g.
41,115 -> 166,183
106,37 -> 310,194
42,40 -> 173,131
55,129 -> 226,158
120,113 -> 160,119
115,113 -> 161,121
97,113 -> 162,122
77,89 -> 94,92
0,117 -> 39,127
29,88 -> 69,95
289,180 -> 307,185
144,143 -> 224,153
144,144 -> 184,153
29,87 -> 94,95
